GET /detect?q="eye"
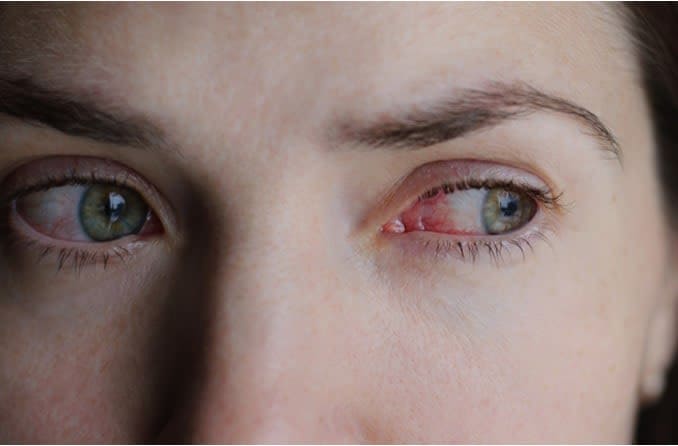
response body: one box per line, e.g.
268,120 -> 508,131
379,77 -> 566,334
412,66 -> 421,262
482,188 -> 536,234
0,156 -> 176,273
2,156 -> 168,249
382,185 -> 538,236
13,183 -> 160,243
78,184 -> 150,241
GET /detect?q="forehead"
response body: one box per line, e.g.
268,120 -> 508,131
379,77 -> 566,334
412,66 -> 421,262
0,4 -> 635,149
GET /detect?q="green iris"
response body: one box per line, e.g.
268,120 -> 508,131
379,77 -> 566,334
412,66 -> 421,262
79,184 -> 149,241
482,188 -> 536,235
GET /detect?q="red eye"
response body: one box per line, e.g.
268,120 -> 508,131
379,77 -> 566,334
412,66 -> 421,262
13,183 -> 162,243
382,186 -> 537,236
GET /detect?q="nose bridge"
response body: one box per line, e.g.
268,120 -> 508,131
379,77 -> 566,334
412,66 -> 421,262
179,179 -> 371,442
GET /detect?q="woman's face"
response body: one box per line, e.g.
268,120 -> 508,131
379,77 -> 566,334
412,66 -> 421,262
0,3 -> 676,443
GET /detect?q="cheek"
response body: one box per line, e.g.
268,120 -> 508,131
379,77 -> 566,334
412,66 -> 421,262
492,191 -> 665,439
364,198 -> 659,443
364,280 -> 644,443
0,333 -> 135,442
0,251 -> 178,442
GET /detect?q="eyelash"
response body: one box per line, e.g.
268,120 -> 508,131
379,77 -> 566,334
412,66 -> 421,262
2,161 -> 562,270
5,169 -> 135,201
418,231 -> 553,265
394,177 -> 563,265
417,178 -> 561,208
19,241 -> 137,272
0,171 -> 156,273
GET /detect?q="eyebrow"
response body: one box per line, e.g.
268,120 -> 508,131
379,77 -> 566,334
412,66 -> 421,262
335,81 -> 622,163
0,77 -> 171,151
0,77 -> 621,163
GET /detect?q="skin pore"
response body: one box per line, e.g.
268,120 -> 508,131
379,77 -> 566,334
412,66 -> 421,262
0,3 -> 677,443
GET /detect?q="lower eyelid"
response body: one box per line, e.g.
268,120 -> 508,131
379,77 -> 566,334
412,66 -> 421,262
380,232 -> 549,269
374,205 -> 557,267
3,225 -> 153,272
0,196 -> 157,272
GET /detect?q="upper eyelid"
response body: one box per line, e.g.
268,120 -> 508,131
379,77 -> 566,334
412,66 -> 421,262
417,178 -> 559,207
2,159 -> 143,199
5,173 -> 133,202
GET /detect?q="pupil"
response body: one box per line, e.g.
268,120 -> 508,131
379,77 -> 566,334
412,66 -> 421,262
499,196 -> 518,217
104,192 -> 126,222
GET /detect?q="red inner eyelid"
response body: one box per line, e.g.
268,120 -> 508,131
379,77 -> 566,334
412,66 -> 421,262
382,188 -> 485,236
138,211 -> 164,237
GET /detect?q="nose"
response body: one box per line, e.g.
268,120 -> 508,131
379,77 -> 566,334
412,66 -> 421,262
186,296 -> 370,442
158,206 -> 379,443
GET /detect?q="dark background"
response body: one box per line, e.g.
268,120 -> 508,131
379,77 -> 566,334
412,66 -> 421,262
635,357 -> 678,443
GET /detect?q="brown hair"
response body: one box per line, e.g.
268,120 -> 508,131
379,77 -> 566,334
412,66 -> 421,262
625,3 -> 678,443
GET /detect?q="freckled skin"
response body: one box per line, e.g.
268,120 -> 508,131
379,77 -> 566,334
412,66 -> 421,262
0,3 -> 676,443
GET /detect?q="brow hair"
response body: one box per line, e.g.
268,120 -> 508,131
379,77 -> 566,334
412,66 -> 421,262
0,76 -> 621,165
336,81 -> 622,163
0,77 -> 169,151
